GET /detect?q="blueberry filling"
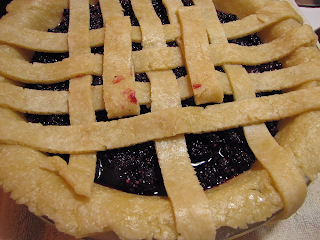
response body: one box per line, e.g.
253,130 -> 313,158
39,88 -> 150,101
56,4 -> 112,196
152,0 -> 170,25
135,72 -> 149,82
166,41 -> 179,48
25,113 -> 70,126
96,141 -> 166,196
90,4 -> 104,29
182,96 -> 278,189
173,66 -> 187,79
48,9 -> 70,33
182,0 -> 194,6
186,129 -> 255,188
120,0 -> 139,26
25,1 -> 281,196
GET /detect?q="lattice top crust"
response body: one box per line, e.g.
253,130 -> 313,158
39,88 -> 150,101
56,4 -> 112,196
0,0 -> 320,239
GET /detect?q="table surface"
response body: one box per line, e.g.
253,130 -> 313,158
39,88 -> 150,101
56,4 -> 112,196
0,2 -> 320,240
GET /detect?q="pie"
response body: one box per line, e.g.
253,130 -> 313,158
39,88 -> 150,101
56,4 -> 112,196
0,0 -> 320,239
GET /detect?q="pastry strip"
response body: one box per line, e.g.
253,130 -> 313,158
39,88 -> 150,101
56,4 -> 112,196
0,23 -> 69,52
102,16 -> 140,119
0,24 -> 179,52
1,87 -> 320,153
162,0 -> 183,24
0,82 -> 69,114
193,0 -> 227,44
250,61 -> 320,91
211,24 -> 317,66
133,23 -> 316,72
225,64 -> 307,220
0,24 -> 315,83
212,0 -> 270,19
0,1 -> 301,52
2,60 -> 320,114
148,71 -> 181,111
156,135 -> 216,240
275,109 -> 320,181
132,47 -> 183,73
119,24 -> 181,44
0,0 -> 68,30
67,0 -> 95,123
99,0 -> 123,18
245,124 -> 307,220
177,6 -> 223,104
223,1 -> 302,39
131,0 -> 166,48
68,76 -> 95,124
56,0 -> 96,197
148,70 -> 216,239
0,54 -> 102,83
180,5 -> 307,219
67,0 -> 90,57
137,0 -> 216,233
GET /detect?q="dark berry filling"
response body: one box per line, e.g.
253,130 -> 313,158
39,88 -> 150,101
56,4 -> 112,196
135,72 -> 149,82
152,0 -> 169,25
182,0 -> 194,6
186,129 -> 255,188
0,0 -> 11,18
90,4 -> 103,29
25,113 -> 70,126
173,66 -> 187,79
24,1 -> 282,196
182,96 -> 278,189
48,9 -> 70,33
120,0 -> 139,26
96,142 -> 166,196
91,46 -> 104,54
31,51 -> 69,63
132,42 -> 143,51
26,81 -> 69,91
166,41 -> 178,48
217,11 -> 238,24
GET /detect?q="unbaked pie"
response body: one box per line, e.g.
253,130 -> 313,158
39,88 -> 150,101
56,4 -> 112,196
0,0 -> 320,239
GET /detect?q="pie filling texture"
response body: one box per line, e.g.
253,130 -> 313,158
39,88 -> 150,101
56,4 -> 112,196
26,1 -> 281,196
1,0 -> 320,239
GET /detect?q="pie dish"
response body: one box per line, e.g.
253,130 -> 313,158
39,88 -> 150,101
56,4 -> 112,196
0,0 -> 320,239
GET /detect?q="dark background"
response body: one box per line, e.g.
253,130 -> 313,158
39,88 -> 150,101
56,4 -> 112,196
0,0 -> 13,18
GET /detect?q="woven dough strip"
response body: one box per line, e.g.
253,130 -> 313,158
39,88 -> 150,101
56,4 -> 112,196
2,60 -> 320,114
162,0 -> 183,24
0,53 -> 102,83
210,24 -> 317,66
1,86 -> 320,154
100,0 -> 140,119
49,0 -> 97,197
133,24 -> 317,72
0,22 -> 316,83
178,6 -> 223,105
0,1 -> 301,52
225,64 -> 306,221
134,1 -> 216,238
222,1 -> 302,39
132,0 -> 166,48
149,70 -> 216,239
154,4 -> 220,238
102,16 -> 140,119
199,0 -> 306,221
